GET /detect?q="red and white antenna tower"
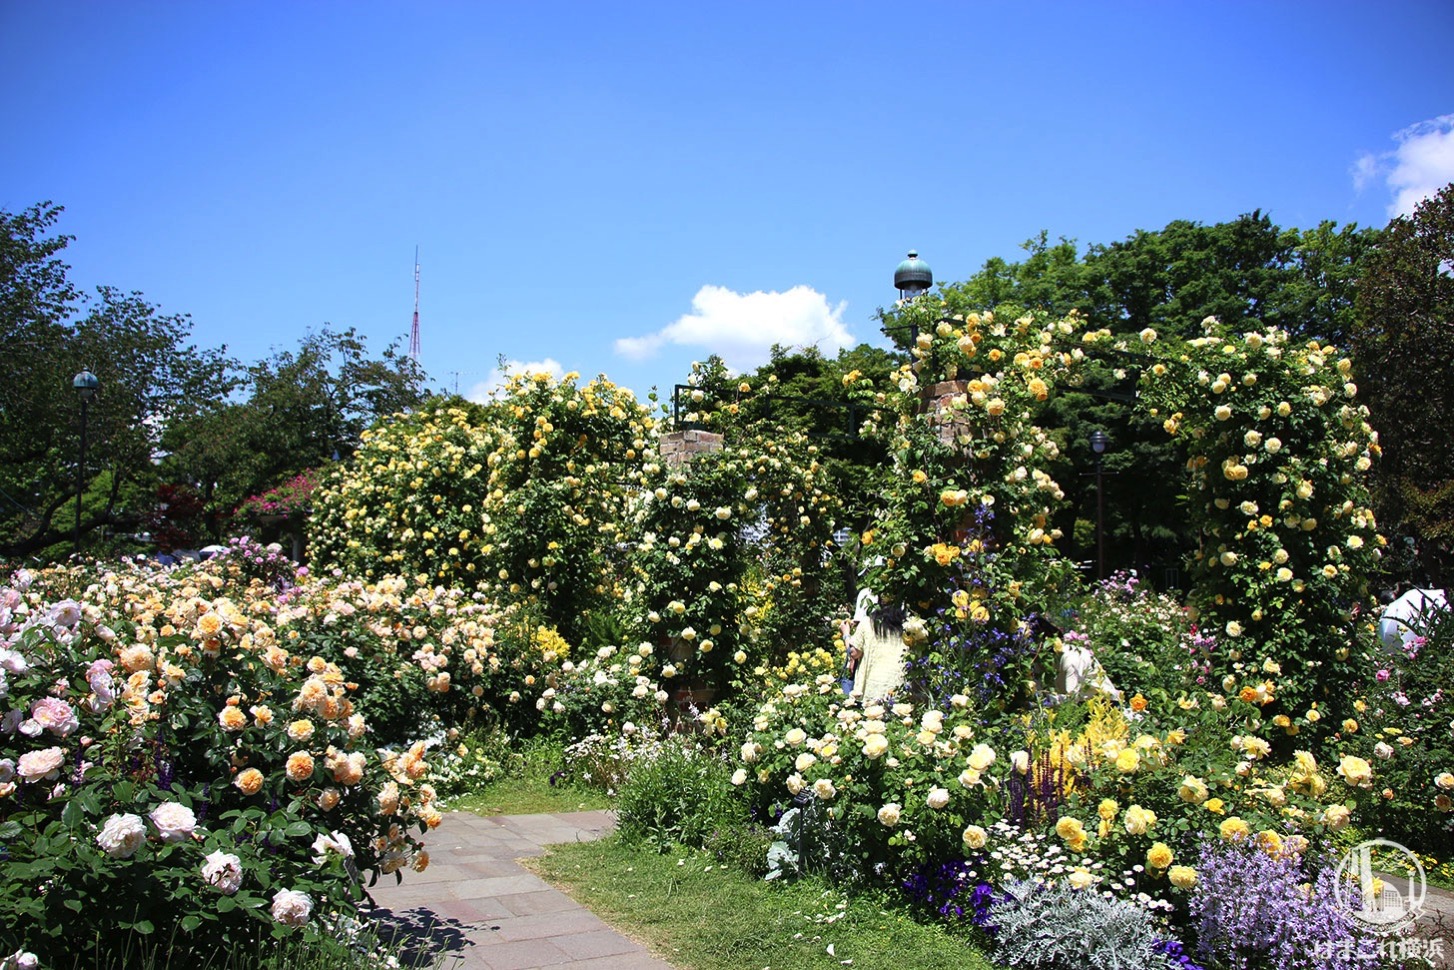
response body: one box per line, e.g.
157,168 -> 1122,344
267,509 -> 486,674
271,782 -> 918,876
409,246 -> 421,361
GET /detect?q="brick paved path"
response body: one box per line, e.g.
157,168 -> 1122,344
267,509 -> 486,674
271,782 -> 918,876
367,810 -> 677,970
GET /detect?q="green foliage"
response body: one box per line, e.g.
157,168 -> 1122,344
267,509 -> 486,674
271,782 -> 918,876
309,397 -> 500,589
1136,318 -> 1383,721
615,738 -> 744,850
1343,599 -> 1454,854
850,300 -> 1086,708
1,202 -> 235,559
1067,571 -> 1213,703
623,431 -> 841,691
956,216 -> 1381,580
310,373 -> 653,642
1353,181 -> 1454,587
162,326 -> 426,528
701,820 -> 773,878
424,727 -> 522,800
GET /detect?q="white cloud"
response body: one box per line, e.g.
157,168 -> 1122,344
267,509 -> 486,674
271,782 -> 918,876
1354,113 -> 1454,217
467,357 -> 565,402
615,284 -> 855,372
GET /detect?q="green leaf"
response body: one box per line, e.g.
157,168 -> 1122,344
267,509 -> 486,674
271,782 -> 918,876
135,920 -> 155,935
284,820 -> 313,837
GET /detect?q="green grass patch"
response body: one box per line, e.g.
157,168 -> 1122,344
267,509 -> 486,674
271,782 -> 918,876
445,738 -> 611,817
528,836 -> 995,970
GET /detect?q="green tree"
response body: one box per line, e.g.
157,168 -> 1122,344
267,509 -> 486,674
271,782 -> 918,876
1353,182 -> 1454,587
162,326 -> 427,527
950,214 -> 1380,584
0,203 -> 232,560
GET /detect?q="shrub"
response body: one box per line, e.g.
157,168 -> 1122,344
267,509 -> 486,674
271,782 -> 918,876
1068,571 -> 1214,701
1342,596 -> 1454,854
988,879 -> 1193,970
702,821 -> 773,878
1137,320 -> 1383,721
1188,839 -> 1379,970
0,567 -> 435,966
615,737 -> 743,850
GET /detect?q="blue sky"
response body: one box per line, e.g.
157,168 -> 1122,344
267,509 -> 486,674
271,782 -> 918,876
4,2 -> 1452,404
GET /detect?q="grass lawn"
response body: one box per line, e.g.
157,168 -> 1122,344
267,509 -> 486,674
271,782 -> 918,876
528,836 -> 996,970
444,739 -> 612,816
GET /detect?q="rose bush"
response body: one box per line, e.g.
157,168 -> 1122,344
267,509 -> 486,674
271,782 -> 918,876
622,431 -> 841,696
1137,320 -> 1384,722
0,562 -> 437,965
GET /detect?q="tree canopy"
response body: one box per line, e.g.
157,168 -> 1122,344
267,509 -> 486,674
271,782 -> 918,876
1352,182 -> 1454,586
0,203 -> 232,559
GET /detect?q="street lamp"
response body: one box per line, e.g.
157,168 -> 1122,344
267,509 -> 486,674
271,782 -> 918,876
73,368 -> 99,555
1089,429 -> 1109,581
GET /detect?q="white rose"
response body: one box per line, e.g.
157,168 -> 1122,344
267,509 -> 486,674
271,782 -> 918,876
311,830 -> 355,865
97,813 -> 147,859
270,888 -> 313,927
926,787 -> 950,810
149,802 -> 198,843
877,803 -> 902,827
201,850 -> 244,895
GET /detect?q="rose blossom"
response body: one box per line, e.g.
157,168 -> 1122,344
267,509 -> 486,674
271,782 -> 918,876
17,747 -> 65,782
311,831 -> 355,865
201,850 -> 244,895
96,813 -> 147,858
149,802 -> 198,843
285,751 -> 315,783
270,888 -> 313,927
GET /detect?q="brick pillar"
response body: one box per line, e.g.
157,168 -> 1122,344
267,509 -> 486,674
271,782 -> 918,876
659,429 -> 725,468
923,380 -> 973,449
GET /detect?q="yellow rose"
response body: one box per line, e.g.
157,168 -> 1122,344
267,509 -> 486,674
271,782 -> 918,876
1204,797 -> 1225,815
1337,755 -> 1373,789
1219,816 -> 1251,841
1115,748 -> 1140,774
1178,776 -> 1209,804
1097,798 -> 1119,821
1169,865 -> 1197,890
1146,842 -> 1174,870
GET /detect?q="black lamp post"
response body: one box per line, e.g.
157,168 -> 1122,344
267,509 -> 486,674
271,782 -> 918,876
1089,429 -> 1109,580
73,368 -> 99,555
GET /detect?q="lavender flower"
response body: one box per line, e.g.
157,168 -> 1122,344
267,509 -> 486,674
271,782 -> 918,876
1189,839 -> 1380,970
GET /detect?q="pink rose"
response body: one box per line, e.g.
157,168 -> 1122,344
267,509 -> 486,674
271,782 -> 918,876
31,697 -> 79,737
17,747 -> 66,782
